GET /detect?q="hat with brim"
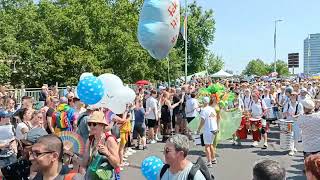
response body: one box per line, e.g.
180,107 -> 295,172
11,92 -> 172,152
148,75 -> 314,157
301,98 -> 315,110
88,111 -> 107,126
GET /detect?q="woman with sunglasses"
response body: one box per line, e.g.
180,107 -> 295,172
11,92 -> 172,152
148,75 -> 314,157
83,111 -> 120,180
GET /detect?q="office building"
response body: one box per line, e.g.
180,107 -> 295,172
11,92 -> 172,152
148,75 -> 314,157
304,33 -> 320,75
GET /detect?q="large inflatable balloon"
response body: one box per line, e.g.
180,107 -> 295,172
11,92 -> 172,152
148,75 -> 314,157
141,156 -> 163,180
98,73 -> 123,97
77,76 -> 104,105
138,0 -> 180,60
106,89 -> 128,114
80,72 -> 93,80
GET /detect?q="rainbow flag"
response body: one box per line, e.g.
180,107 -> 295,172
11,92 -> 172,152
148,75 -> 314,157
180,14 -> 187,40
105,110 -> 114,124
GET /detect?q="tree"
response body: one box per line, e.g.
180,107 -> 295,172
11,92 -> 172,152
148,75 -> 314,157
242,59 -> 269,76
0,0 -> 214,87
176,1 -> 215,75
206,53 -> 224,74
268,60 -> 290,76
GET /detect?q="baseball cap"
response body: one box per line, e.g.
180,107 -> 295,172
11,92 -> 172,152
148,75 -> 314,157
21,128 -> 48,145
203,97 -> 210,104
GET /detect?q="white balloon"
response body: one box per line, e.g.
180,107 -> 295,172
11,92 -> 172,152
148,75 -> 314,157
98,73 -> 123,97
123,86 -> 136,103
80,72 -> 94,80
106,89 -> 128,114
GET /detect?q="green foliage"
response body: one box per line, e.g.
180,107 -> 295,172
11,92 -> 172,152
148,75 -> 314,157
242,59 -> 269,76
0,0 -> 215,87
243,59 -> 290,76
206,53 -> 224,74
268,60 -> 290,76
176,1 -> 215,75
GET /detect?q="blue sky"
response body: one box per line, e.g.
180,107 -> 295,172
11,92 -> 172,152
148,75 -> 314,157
193,0 -> 320,74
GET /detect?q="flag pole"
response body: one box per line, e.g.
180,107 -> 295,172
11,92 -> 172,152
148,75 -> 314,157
184,0 -> 188,84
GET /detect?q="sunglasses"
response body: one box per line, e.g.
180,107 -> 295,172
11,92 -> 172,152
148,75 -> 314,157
88,122 -> 100,127
30,151 -> 55,158
163,147 -> 174,154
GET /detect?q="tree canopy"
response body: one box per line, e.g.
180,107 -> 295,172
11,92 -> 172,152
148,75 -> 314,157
0,0 -> 216,87
242,59 -> 290,76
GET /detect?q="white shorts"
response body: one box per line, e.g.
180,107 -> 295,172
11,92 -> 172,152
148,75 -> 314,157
203,131 -> 216,145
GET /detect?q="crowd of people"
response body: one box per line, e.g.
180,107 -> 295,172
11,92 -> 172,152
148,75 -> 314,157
0,75 -> 320,179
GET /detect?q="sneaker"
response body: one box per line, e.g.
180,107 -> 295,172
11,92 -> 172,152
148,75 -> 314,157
262,142 -> 268,149
124,151 -> 133,156
231,140 -> 236,145
288,150 -> 295,156
128,148 -> 136,153
211,159 -> 217,164
206,162 -> 213,168
155,137 -> 160,141
123,158 -> 128,161
121,162 -> 130,166
252,141 -> 259,147
150,140 -> 157,144
236,139 -> 242,146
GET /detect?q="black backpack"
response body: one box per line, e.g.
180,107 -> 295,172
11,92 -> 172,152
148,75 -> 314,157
160,157 -> 214,180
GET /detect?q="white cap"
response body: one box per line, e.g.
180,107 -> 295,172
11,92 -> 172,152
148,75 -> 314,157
203,97 -> 210,104
301,98 -> 315,110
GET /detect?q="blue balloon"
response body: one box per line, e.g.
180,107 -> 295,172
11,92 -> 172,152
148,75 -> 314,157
77,76 -> 104,105
141,156 -> 164,180
138,0 -> 180,60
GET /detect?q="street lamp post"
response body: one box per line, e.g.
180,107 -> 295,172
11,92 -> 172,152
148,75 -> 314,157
308,34 -> 311,76
273,19 -> 283,73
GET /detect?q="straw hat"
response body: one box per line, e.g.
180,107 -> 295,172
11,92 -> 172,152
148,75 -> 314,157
87,111 -> 107,125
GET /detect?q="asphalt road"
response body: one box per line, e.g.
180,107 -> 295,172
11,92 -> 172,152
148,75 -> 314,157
121,125 -> 306,180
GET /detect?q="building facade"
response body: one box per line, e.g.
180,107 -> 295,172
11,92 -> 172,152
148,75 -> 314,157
304,33 -> 320,75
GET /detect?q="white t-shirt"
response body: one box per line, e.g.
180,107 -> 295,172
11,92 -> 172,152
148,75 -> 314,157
157,162 -> 206,180
185,98 -> 199,118
262,94 -> 274,108
249,100 -> 267,118
282,101 -> 304,119
16,122 -> 29,140
297,112 -> 320,152
145,97 -> 158,120
243,96 -> 252,111
200,106 -> 218,132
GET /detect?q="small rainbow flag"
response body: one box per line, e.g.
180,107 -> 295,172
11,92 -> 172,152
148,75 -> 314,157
105,110 -> 114,124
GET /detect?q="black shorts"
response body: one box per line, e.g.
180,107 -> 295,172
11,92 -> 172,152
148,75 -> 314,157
186,117 -> 195,123
133,123 -> 146,139
147,119 -> 157,128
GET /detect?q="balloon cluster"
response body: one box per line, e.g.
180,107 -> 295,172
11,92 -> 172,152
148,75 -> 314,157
138,0 -> 180,60
77,73 -> 136,114
141,156 -> 163,180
